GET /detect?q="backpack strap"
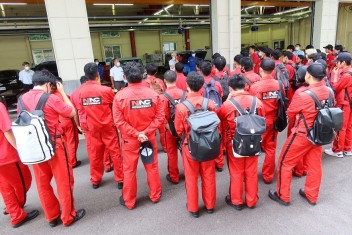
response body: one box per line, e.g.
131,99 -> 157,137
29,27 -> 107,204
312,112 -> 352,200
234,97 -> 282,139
249,97 -> 257,114
182,100 -> 196,114
304,90 -> 323,109
327,87 -> 334,107
180,91 -> 186,102
18,96 -> 26,112
163,92 -> 176,107
201,98 -> 209,111
229,98 -> 246,116
36,93 -> 50,111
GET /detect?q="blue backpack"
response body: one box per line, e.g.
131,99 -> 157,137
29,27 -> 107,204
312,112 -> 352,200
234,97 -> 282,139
203,79 -> 222,109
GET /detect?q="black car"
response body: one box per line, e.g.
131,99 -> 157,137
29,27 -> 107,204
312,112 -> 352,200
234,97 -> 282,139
0,69 -> 23,110
34,61 -> 58,77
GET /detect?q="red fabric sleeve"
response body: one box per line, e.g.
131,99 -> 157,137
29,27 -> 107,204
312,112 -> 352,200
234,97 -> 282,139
143,96 -> 165,135
113,96 -> 139,138
0,103 -> 12,132
47,95 -> 73,118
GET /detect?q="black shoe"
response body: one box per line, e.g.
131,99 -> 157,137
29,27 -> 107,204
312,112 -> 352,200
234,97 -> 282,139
216,166 -> 223,172
92,183 -> 100,189
292,171 -> 302,178
13,210 -> 39,228
166,174 -> 178,184
117,182 -> 123,190
225,195 -> 244,211
299,189 -> 316,206
66,209 -> 85,227
72,160 -> 81,169
206,208 -> 214,214
105,167 -> 113,173
268,190 -> 289,206
3,208 -> 8,215
190,211 -> 199,218
263,179 -> 272,184
119,196 -> 126,207
48,214 -> 61,227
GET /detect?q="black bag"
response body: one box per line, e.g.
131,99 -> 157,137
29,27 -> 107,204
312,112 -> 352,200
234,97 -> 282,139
183,98 -> 221,162
230,97 -> 266,157
275,63 -> 290,92
274,82 -> 289,132
301,88 -> 343,146
163,91 -> 186,137
343,71 -> 352,108
203,80 -> 222,109
213,73 -> 229,101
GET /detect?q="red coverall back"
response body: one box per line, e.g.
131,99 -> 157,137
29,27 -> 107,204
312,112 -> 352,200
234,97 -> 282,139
113,83 -> 164,209
217,92 -> 265,207
160,86 -> 186,183
175,93 -> 217,213
76,80 -> 123,186
0,103 -> 32,226
176,72 -> 187,91
251,53 -> 261,74
250,74 -> 280,183
285,61 -> 296,103
243,70 -> 261,91
276,81 -> 330,203
20,89 -> 77,226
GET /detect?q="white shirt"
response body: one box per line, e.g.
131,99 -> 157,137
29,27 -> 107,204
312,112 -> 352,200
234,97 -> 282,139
19,69 -> 34,84
169,58 -> 177,72
110,66 -> 124,81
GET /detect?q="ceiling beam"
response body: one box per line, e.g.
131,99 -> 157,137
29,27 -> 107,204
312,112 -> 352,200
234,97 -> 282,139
241,1 -> 312,7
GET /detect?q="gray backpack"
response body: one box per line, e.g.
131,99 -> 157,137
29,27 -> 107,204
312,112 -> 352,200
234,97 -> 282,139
183,98 -> 221,162
230,97 -> 266,157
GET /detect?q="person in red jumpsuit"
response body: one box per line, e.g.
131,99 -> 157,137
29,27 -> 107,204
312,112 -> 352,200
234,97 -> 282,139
175,62 -> 187,91
249,45 -> 260,74
51,77 -> 80,168
20,70 -> 85,226
113,62 -> 163,210
0,103 -> 38,228
324,44 -> 336,73
200,61 -> 224,171
160,70 -> 186,184
269,63 -> 331,206
282,51 -> 296,103
76,63 -> 123,189
325,52 -> 352,158
240,57 -> 261,91
249,58 -> 280,184
286,45 -> 297,63
218,74 -> 265,210
175,71 -> 217,218
229,55 -> 243,76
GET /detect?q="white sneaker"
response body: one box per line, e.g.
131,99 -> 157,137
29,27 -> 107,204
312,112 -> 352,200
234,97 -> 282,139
324,148 -> 343,158
343,151 -> 352,157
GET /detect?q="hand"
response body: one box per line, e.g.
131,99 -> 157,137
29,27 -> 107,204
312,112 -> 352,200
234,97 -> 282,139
165,123 -> 170,131
138,132 -> 148,142
56,82 -> 65,94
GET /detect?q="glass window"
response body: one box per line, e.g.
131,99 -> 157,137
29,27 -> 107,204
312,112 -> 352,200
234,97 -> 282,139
163,42 -> 177,53
32,49 -> 55,65
104,45 -> 122,63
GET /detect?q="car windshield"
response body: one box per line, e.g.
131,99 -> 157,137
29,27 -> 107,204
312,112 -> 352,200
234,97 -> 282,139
0,70 -> 18,84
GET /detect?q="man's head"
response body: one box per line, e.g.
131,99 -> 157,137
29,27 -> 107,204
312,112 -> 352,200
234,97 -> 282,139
271,49 -> 282,60
306,62 -> 325,84
307,53 -> 321,63
22,62 -> 30,71
234,54 -> 243,68
84,62 -> 99,81
94,59 -> 99,65
175,62 -> 184,73
32,70 -> 57,93
249,45 -> 256,54
196,59 -> 203,73
240,57 -> 253,72
212,53 -> 221,60
305,44 -> 314,50
80,75 -> 88,84
260,58 -> 275,76
186,71 -> 204,92
263,48 -> 273,58
164,70 -> 177,86
296,54 -> 305,64
334,45 -> 343,55
213,56 -> 226,72
113,58 -> 120,67
295,44 -> 301,51
228,74 -> 246,92
333,52 -> 352,69
200,61 -> 212,76
146,63 -> 158,76
240,48 -> 249,57
282,51 -> 293,63
286,45 -> 295,52
123,62 -> 144,83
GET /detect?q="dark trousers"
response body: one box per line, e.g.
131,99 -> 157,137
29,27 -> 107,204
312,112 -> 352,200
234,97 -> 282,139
114,81 -> 125,91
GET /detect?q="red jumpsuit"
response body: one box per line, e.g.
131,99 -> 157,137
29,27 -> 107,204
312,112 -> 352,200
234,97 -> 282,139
276,81 -> 330,203
285,61 -> 296,103
53,90 -> 79,167
76,80 -> 123,186
229,67 -> 242,76
201,76 -> 224,169
113,83 -> 164,209
250,74 -> 280,183
20,89 -> 77,226
243,70 -> 261,91
176,72 -> 187,91
251,53 -> 261,74
160,86 -> 186,183
326,53 -> 336,73
217,92 -> 265,207
175,93 -> 217,213
0,103 -> 32,226
331,67 -> 352,153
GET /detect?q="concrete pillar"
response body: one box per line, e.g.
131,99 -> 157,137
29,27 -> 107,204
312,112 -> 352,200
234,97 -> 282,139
211,0 -> 241,70
312,0 -> 339,50
44,0 -> 94,94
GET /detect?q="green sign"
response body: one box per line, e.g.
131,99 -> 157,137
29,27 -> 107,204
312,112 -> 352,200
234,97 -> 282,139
28,34 -> 51,41
102,31 -> 120,38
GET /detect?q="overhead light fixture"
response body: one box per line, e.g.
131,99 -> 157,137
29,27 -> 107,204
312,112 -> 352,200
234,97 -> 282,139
153,4 -> 174,15
183,4 -> 209,7
93,3 -> 134,6
273,7 -> 309,15
0,2 -> 27,5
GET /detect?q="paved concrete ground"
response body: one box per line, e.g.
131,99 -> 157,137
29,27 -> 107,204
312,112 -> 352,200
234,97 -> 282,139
1,130 -> 352,235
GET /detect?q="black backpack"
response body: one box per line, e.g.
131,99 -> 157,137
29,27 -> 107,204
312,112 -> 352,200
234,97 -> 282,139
274,82 -> 289,132
183,98 -> 221,162
275,63 -> 290,92
301,88 -> 343,146
343,71 -> 352,108
230,97 -> 266,157
163,91 -> 186,137
203,79 -> 222,109
213,73 -> 229,101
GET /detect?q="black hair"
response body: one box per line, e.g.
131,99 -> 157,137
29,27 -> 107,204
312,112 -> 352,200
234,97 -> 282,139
200,61 -> 212,76
164,70 -> 177,83
213,56 -> 226,71
186,71 -> 204,92
228,74 -> 246,90
94,59 -> 99,62
32,70 -> 57,86
272,49 -> 282,60
22,62 -> 30,66
305,44 -> 314,49
240,57 -> 253,72
316,49 -> 322,53
287,45 -> 295,50
264,48 -> 273,57
320,53 -> 327,61
282,51 -> 293,60
234,54 -> 243,64
297,54 -> 305,61
175,62 -> 184,73
56,77 -> 63,83
308,53 -> 321,62
80,76 -> 88,84
124,62 -> 144,83
335,45 -> 343,51
196,58 -> 204,69
146,63 -> 158,75
240,48 -> 249,57
84,62 -> 98,81
249,45 -> 256,50
295,43 -> 301,47
212,53 -> 221,60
